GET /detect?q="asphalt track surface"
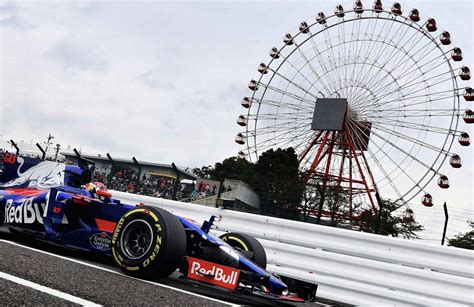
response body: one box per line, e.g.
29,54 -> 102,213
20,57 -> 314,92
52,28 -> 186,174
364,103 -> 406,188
0,229 -> 344,306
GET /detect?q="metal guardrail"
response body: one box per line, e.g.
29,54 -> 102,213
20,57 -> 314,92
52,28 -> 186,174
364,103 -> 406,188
111,190 -> 474,305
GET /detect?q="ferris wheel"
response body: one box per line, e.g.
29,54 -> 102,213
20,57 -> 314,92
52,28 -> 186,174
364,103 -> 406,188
235,1 -> 473,214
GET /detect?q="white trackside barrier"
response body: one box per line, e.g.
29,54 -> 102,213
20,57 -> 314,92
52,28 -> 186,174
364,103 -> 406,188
112,191 -> 474,305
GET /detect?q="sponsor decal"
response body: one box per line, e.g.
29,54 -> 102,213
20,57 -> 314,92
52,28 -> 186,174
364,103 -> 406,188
2,153 -> 17,164
142,237 -> 161,268
90,232 -> 112,251
4,197 -> 46,225
112,218 -> 124,244
95,218 -> 117,233
2,160 -> 65,189
186,257 -> 240,290
5,188 -> 44,197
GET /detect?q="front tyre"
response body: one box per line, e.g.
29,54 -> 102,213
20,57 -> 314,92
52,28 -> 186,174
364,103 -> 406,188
112,206 -> 186,279
219,232 -> 267,269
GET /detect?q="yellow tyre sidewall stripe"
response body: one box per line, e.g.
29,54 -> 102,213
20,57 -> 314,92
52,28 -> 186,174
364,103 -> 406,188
227,236 -> 249,251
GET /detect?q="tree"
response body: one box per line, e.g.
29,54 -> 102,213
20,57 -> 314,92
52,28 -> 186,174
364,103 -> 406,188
211,157 -> 254,182
448,221 -> 474,250
253,148 -> 304,211
301,184 -> 351,226
301,184 -> 321,222
193,158 -> 254,182
193,148 -> 304,217
358,199 -> 424,239
192,165 -> 213,179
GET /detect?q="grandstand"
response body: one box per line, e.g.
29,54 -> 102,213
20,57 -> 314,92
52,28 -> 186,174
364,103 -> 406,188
0,139 -> 261,210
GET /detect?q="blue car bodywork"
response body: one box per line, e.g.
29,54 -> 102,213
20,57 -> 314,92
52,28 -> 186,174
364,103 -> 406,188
0,154 -> 299,298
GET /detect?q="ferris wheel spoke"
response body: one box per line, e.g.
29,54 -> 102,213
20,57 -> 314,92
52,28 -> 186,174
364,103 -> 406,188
322,24 -> 347,95
347,17 -> 365,96
379,20 -> 432,71
257,82 -> 317,104
292,40 -> 334,95
366,108 -> 461,117
354,15 -> 386,96
350,47 -> 417,102
279,128 -> 316,151
361,28 -> 432,96
366,16 -> 396,64
251,111 -> 311,119
305,28 -> 339,94
275,51 -> 332,97
364,124 -> 442,174
371,122 -> 453,155
362,48 -> 429,102
395,43 -> 441,79
358,87 -> 458,115
339,17 -> 349,96
252,118 -> 311,137
257,99 -> 315,112
361,19 -> 421,90
346,121 -> 427,194
370,117 -> 456,135
376,90 -> 459,113
358,55 -> 425,102
266,65 -> 319,100
366,146 -> 405,200
372,71 -> 452,105
250,126 -> 308,142
303,37 -> 405,103
323,40 -> 342,96
375,50 -> 451,98
252,119 -> 311,137
371,66 -> 456,105
254,128 -> 311,151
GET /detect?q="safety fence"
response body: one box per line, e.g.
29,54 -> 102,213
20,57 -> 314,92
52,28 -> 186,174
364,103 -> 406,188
112,190 -> 474,305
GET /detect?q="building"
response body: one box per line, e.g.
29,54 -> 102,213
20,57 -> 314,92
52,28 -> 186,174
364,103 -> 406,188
61,151 -> 197,181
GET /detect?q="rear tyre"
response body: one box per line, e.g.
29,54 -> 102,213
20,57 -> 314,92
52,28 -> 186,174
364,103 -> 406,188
219,232 -> 267,269
112,206 -> 186,279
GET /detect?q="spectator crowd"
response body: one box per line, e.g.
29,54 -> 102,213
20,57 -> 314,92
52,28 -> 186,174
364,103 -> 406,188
92,167 -> 233,201
0,149 -> 233,203
92,168 -> 178,199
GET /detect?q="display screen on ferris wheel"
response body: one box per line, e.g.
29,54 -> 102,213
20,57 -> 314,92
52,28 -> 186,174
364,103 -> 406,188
235,1 -> 472,213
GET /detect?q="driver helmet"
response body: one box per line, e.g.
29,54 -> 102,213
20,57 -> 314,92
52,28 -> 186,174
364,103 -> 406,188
85,182 -> 109,199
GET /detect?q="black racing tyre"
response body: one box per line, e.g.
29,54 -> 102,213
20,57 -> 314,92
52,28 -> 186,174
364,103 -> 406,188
112,206 -> 186,279
219,232 -> 267,269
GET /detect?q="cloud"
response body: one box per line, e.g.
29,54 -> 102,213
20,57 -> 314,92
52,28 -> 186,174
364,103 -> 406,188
139,69 -> 176,90
45,39 -> 108,72
0,2 -> 33,29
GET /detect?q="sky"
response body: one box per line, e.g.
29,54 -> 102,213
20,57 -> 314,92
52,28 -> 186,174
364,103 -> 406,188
1,0 -> 473,241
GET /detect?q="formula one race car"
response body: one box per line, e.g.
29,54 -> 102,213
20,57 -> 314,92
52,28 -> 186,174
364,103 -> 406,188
0,153 -> 317,302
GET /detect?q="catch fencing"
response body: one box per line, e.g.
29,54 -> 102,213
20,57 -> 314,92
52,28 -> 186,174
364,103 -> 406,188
112,190 -> 474,305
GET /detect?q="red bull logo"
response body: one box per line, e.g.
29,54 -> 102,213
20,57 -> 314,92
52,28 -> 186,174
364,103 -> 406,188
186,257 -> 240,290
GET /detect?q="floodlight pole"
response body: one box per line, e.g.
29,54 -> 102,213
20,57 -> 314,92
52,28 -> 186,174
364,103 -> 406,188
54,144 -> 61,161
36,143 -> 46,160
132,157 -> 141,191
10,140 -> 20,155
441,202 -> 449,245
106,153 -> 115,182
171,162 -> 181,201
374,193 -> 383,234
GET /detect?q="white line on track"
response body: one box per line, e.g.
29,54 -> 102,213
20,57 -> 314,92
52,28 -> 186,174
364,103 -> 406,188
0,271 -> 102,306
0,239 -> 238,306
